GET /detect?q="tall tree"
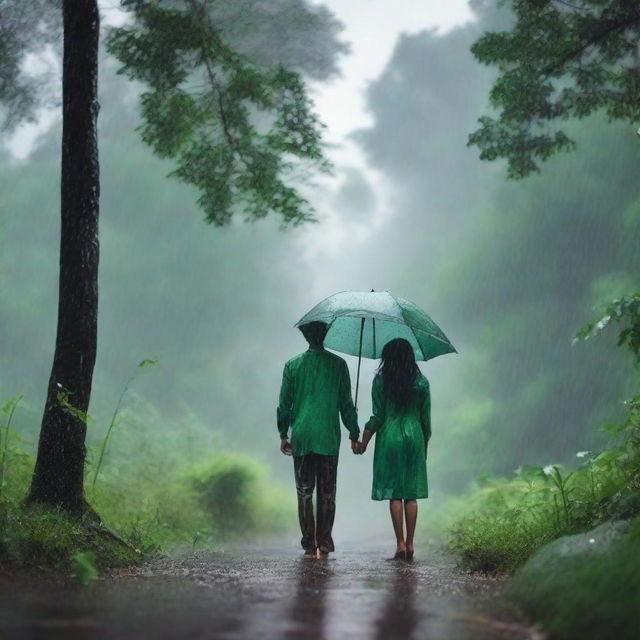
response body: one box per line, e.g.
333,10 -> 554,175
0,0 -> 338,514
27,0 -> 101,513
468,0 -> 640,179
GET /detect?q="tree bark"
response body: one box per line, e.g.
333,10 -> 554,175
27,0 -> 100,514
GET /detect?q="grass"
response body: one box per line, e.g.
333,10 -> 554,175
445,393 -> 640,573
0,391 -> 296,575
0,500 -> 141,572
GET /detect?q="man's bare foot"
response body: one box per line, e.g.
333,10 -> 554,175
316,546 -> 331,559
304,548 -> 316,558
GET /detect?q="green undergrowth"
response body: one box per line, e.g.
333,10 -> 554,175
444,392 -> 640,573
0,395 -> 295,574
0,501 -> 141,571
507,518 -> 640,640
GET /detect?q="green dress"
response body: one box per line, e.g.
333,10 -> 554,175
365,373 -> 431,501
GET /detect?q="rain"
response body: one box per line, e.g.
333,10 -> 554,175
1,1 -> 639,638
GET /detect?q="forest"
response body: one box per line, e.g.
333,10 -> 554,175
1,1 -> 639,638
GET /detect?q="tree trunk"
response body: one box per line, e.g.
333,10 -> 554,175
27,0 -> 100,514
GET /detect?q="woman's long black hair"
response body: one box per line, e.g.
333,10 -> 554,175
378,338 -> 419,410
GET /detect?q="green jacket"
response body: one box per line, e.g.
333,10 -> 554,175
278,347 -> 360,456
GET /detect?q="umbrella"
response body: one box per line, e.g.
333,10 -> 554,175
295,290 -> 456,408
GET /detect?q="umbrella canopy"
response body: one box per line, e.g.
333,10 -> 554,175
295,290 -> 456,362
295,290 -> 456,409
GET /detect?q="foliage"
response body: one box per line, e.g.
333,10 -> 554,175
507,517 -> 640,640
86,401 -> 295,551
447,398 -> 640,572
575,293 -> 640,366
469,0 -> 640,178
72,551 -> 99,585
357,15 -> 640,486
0,0 -> 61,131
0,393 -> 23,498
190,454 -> 293,539
106,0 -> 330,226
91,359 -> 157,490
0,391 -> 296,570
0,500 -> 141,570
55,387 -> 91,426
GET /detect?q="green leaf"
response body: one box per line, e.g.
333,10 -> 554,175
56,390 -> 91,426
601,422 -> 627,436
72,551 -> 99,586
137,359 -> 158,369
1,394 -> 24,415
106,1 -> 329,226
468,1 -> 640,178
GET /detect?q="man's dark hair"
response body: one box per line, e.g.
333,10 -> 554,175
299,321 -> 328,345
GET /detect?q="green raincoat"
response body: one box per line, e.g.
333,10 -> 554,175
365,373 -> 431,500
278,348 -> 360,457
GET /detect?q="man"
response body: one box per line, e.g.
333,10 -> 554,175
278,320 -> 361,557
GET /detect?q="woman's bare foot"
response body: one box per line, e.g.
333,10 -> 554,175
393,541 -> 406,560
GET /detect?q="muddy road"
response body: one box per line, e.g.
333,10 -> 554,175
0,543 -> 541,639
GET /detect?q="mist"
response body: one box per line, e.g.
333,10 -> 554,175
1,0 -> 638,545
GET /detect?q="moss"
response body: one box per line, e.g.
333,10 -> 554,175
0,500 -> 141,572
507,518 -> 640,640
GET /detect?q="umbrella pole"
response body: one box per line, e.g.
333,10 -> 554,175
372,317 -> 376,358
354,317 -> 365,410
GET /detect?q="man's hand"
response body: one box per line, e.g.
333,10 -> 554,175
351,440 -> 362,455
280,439 -> 292,456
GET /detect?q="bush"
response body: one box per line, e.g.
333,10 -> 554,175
190,454 -> 294,539
446,405 -> 640,573
0,393 -> 296,570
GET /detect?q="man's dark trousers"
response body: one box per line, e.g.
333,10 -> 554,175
293,453 -> 338,552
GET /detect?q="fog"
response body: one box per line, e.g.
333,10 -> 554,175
1,0 -> 639,541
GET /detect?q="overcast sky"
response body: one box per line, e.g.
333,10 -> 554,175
295,1 -> 474,277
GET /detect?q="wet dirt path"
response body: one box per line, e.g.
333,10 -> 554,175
0,543 -> 542,639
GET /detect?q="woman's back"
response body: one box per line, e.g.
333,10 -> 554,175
374,372 -> 429,420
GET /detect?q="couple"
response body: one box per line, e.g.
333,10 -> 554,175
277,321 -> 431,561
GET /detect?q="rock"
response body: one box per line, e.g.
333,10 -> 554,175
525,520 -> 630,570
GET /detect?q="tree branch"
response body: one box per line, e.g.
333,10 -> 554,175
542,9 -> 640,81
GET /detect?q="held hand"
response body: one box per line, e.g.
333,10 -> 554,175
351,440 -> 362,455
280,439 -> 292,456
359,442 -> 367,455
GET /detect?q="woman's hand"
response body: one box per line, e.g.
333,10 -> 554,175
360,428 -> 373,455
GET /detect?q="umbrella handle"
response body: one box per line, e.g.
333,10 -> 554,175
354,317 -> 365,411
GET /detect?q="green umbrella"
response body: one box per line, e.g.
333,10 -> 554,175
295,290 -> 456,408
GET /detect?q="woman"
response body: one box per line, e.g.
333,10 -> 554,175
360,338 -> 431,561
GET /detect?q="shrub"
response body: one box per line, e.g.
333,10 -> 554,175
446,416 -> 640,573
190,454 -> 293,539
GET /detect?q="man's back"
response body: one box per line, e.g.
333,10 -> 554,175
278,348 -> 358,457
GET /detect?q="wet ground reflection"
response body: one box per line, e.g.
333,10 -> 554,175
374,562 -> 420,639
0,545 -> 529,639
285,558 -> 333,639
